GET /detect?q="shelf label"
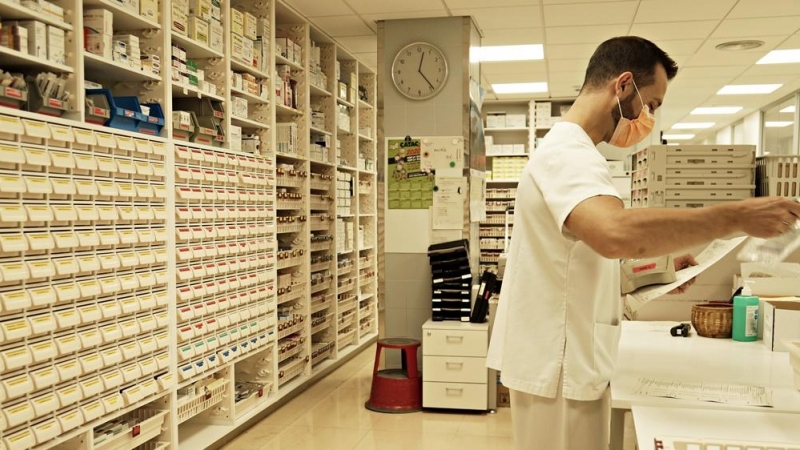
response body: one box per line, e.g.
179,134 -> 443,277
49,124 -> 74,142
73,128 -> 97,145
115,135 -> 135,150
0,115 -> 23,134
95,132 -> 115,148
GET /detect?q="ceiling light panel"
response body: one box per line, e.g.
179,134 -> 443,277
765,121 -> 794,127
471,44 -> 544,63
672,122 -> 716,129
492,82 -> 548,94
662,134 -> 696,140
757,49 -> 800,64
717,84 -> 782,95
690,106 -> 743,115
781,106 -> 796,113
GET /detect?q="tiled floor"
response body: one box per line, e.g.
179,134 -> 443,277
220,344 -> 514,450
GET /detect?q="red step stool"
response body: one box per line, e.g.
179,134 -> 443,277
365,338 -> 422,413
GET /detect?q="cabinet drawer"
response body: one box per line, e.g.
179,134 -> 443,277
423,328 -> 487,357
423,381 -> 487,410
423,356 -> 487,384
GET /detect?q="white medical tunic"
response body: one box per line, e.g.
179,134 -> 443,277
486,121 -> 623,401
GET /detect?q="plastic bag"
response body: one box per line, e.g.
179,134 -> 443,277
738,222 -> 800,265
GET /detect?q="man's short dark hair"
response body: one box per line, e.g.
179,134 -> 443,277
581,36 -> 678,91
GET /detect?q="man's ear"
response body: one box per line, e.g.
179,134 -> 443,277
614,71 -> 633,96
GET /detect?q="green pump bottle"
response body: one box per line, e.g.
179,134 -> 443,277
732,281 -> 759,342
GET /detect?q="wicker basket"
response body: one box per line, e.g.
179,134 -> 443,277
691,302 -> 733,338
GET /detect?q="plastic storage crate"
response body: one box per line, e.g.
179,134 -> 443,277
0,85 -> 27,110
756,155 -> 800,198
27,76 -> 68,117
173,98 -> 226,146
84,90 -> 111,125
85,89 -> 165,135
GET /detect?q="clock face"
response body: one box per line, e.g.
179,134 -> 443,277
391,42 -> 449,100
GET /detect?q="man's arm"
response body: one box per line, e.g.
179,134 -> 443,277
565,196 -> 800,260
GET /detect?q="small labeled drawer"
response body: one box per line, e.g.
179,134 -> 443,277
422,356 -> 488,384
422,381 -> 487,410
423,328 -> 487,357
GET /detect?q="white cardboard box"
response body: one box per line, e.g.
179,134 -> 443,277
188,16 -> 209,45
140,0 -> 158,21
209,20 -> 223,52
243,12 -> 257,40
486,113 -> 506,129
47,25 -> 65,65
83,9 -> 114,35
506,114 -> 526,128
763,300 -> 800,352
17,21 -> 47,59
86,33 -> 113,59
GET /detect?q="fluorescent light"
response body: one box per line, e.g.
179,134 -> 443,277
765,121 -> 794,128
757,49 -> 800,65
492,82 -> 548,94
662,134 -> 695,140
781,105 -> 796,113
671,122 -> 715,130
690,106 -> 743,115
472,45 -> 544,63
717,84 -> 782,95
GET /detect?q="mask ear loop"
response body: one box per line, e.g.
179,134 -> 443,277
631,79 -> 647,111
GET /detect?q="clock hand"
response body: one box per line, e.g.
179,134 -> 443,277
420,71 -> 435,90
418,52 -> 424,74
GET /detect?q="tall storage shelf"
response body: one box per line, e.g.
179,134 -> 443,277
0,0 -> 378,449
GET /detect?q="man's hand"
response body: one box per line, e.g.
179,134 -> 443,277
668,254 -> 698,295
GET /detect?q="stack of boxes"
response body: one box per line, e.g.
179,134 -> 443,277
171,45 -> 215,94
231,72 -> 269,100
486,112 -> 526,129
532,101 -> 563,129
630,145 -> 756,209
486,142 -> 526,157
231,7 -> 268,71
336,171 -> 353,217
276,123 -> 299,156
309,41 -> 327,90
84,10 -> 143,71
172,0 -> 223,54
2,19 -> 65,65
490,157 -> 527,181
275,64 -> 297,109
276,33 -> 302,66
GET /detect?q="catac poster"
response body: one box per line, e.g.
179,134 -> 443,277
387,136 -> 435,209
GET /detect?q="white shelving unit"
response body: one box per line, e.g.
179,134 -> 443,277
0,0 -> 378,449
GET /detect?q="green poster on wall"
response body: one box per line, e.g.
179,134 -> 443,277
387,136 -> 435,209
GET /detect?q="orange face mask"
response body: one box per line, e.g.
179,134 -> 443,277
609,80 -> 655,148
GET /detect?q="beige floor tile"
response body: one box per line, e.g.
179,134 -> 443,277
352,430 -> 457,450
370,410 -> 466,434
259,425 -> 370,450
457,408 -> 513,438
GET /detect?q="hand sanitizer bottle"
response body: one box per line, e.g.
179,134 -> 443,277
732,281 -> 759,342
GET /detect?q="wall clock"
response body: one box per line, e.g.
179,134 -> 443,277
391,42 -> 449,100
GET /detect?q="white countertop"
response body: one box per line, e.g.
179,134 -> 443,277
633,406 -> 800,450
612,321 -> 800,412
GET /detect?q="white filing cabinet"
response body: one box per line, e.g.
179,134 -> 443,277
422,319 -> 489,410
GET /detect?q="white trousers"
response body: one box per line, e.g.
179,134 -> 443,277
510,382 -> 610,450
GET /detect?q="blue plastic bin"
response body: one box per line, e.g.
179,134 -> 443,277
86,89 -> 139,132
139,102 -> 165,136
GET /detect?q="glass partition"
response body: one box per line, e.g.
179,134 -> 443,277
762,95 -> 797,155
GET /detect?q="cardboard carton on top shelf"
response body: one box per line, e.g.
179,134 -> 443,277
47,25 -> 65,65
486,112 -> 506,129
1,25 -> 29,53
188,15 -> 209,45
171,6 -> 189,35
231,9 -> 244,36
244,12 -> 257,40
189,0 -> 211,21
140,0 -> 158,21
14,20 -> 47,59
86,33 -> 113,59
242,38 -> 254,66
83,9 -> 114,36
506,114 -> 526,128
231,33 -> 244,61
209,20 -> 223,52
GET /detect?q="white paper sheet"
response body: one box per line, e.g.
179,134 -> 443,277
420,137 -> 464,172
432,176 -> 465,230
634,377 -> 773,407
470,169 -> 487,223
626,236 -> 748,313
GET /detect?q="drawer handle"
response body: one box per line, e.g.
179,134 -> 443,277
445,335 -> 464,342
445,362 -> 464,369
445,387 -> 464,395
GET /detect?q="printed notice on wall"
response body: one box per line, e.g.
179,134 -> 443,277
387,136 -> 435,209
420,137 -> 464,174
432,176 -> 465,230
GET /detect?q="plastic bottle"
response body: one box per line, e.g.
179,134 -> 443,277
732,281 -> 759,342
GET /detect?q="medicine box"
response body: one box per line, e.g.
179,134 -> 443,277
17,21 -> 47,59
231,8 -> 244,36
83,9 -> 114,35
763,301 -> 800,352
188,16 -> 209,45
0,26 -> 28,53
486,113 -> 506,129
506,114 -> 526,128
140,0 -> 158,21
190,0 -> 211,20
244,12 -> 257,40
46,26 -> 64,64
209,20 -> 223,52
171,5 -> 189,35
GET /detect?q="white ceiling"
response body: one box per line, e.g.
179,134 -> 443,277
287,0 -> 800,141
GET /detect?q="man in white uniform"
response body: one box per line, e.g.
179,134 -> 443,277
486,36 -> 800,450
